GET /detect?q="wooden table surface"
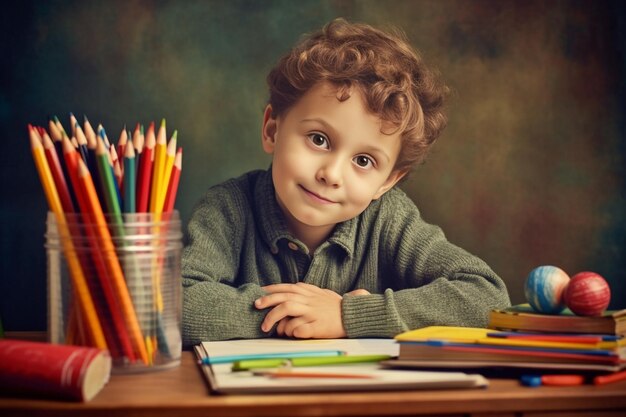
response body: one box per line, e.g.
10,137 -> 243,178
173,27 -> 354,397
2,350 -> 626,417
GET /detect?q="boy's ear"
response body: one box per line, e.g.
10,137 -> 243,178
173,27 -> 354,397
261,104 -> 277,154
372,169 -> 407,200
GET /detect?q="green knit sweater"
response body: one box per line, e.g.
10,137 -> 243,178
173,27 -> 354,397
182,168 -> 510,345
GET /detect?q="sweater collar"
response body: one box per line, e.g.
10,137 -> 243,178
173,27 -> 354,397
255,167 -> 356,258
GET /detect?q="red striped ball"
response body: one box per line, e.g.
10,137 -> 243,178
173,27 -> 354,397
564,272 -> 611,316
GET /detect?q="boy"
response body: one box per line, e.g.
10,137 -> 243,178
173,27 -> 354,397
182,18 -> 510,345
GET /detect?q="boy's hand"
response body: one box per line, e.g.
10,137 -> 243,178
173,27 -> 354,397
255,282 -> 347,339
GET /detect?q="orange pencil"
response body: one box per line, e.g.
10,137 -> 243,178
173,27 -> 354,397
594,369 -> 626,385
75,156 -> 149,364
136,122 -> 155,212
163,148 -> 182,213
63,138 -> 137,362
30,131 -> 106,350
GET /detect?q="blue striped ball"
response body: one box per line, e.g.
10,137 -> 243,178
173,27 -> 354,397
524,266 -> 570,314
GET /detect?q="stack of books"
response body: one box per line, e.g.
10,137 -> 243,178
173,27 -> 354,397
386,304 -> 626,374
488,303 -> 626,335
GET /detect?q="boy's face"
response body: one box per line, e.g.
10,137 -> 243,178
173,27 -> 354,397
262,81 -> 405,239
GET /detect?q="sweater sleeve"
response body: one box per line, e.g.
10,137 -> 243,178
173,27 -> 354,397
341,191 -> 511,338
181,183 -> 267,346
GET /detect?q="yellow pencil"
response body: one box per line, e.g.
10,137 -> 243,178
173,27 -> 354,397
30,129 -> 107,350
149,119 -> 167,213
157,131 -> 177,213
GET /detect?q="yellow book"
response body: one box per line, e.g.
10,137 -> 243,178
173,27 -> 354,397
395,326 -> 624,350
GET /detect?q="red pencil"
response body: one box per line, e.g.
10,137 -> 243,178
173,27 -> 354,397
32,126 -> 75,213
163,148 -> 182,213
594,369 -> 626,385
136,122 -> 155,212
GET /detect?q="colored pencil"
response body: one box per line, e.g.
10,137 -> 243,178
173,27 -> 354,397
95,136 -> 123,216
69,112 -> 78,139
78,156 -> 149,364
594,369 -> 626,385
136,122 -> 155,212
63,137 -> 138,362
30,131 -> 106,350
149,119 -> 167,213
117,127 -> 128,163
123,142 -> 136,213
53,115 -> 67,137
83,116 -> 97,148
48,117 -> 63,141
75,124 -> 89,164
163,148 -> 182,213
157,131 -> 177,213
36,126 -> 75,213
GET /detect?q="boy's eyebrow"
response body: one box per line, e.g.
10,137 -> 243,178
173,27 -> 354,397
300,118 -> 392,164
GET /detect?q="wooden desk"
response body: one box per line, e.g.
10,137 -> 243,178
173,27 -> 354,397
1,350 -> 626,417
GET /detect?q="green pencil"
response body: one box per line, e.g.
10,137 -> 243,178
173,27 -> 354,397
123,142 -> 136,213
232,354 -> 392,371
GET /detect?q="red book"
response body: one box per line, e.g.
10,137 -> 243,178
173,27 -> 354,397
0,339 -> 111,402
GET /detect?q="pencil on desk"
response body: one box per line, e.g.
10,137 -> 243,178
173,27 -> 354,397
201,350 -> 345,365
232,354 -> 393,371
594,369 -> 626,385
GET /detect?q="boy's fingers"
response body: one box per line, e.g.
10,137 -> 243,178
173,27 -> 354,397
255,292 -> 305,309
283,316 -> 310,337
261,302 -> 308,332
292,323 -> 315,339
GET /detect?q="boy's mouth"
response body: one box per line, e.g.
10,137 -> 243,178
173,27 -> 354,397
299,185 -> 336,204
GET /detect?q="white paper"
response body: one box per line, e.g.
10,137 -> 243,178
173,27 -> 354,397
196,338 -> 487,394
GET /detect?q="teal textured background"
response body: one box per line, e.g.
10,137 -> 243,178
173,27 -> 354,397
1,0 -> 624,331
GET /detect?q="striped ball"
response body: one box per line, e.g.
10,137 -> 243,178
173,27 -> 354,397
564,272 -> 611,316
524,266 -> 570,314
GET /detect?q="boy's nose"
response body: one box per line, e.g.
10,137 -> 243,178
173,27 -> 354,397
316,159 -> 342,188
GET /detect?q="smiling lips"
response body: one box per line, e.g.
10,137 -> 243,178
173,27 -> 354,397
300,185 -> 336,204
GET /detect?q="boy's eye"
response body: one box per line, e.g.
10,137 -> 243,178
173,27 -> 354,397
353,155 -> 374,169
307,133 -> 329,149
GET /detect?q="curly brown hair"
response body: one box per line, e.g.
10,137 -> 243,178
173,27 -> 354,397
266,18 -> 449,173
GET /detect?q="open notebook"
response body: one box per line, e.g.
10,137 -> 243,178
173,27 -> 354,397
194,338 -> 488,394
